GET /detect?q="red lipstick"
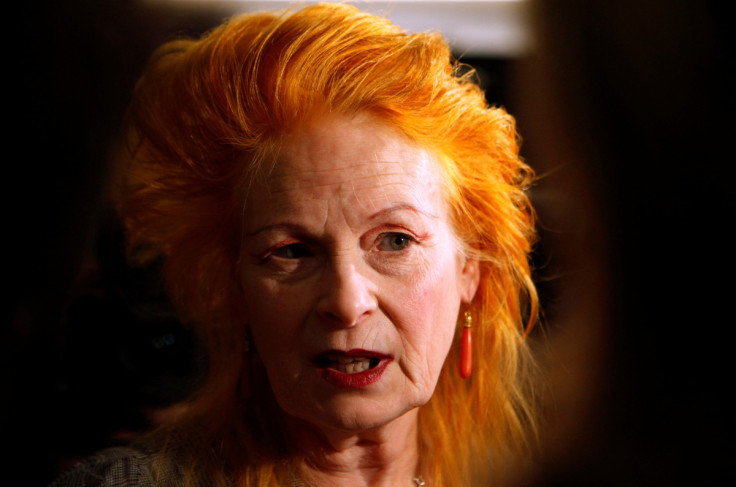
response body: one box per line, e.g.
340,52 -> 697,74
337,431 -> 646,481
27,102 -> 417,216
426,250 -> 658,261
315,349 -> 392,388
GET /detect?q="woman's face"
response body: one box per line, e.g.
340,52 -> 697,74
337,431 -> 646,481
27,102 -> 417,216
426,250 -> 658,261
240,113 -> 479,434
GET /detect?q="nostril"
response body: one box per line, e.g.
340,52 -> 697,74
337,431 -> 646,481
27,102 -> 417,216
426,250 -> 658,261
322,309 -> 367,328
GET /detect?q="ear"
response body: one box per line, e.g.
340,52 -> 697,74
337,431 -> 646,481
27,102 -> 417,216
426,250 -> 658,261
458,257 -> 481,304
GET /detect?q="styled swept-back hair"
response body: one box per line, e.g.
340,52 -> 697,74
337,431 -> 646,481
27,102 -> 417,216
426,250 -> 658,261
120,3 -> 538,486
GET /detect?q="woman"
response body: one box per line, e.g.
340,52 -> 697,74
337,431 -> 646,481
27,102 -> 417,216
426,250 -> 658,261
52,3 -> 538,486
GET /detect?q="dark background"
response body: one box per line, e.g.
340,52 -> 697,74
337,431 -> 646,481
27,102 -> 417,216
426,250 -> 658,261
5,1 -> 732,485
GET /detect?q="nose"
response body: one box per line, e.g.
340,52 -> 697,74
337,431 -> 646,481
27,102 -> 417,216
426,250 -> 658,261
316,253 -> 377,327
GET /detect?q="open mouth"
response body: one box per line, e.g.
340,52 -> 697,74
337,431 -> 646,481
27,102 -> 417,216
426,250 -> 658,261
315,349 -> 392,388
314,349 -> 389,374
316,353 -> 381,373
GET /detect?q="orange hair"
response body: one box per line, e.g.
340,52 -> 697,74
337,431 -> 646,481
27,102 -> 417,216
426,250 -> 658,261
119,3 -> 538,486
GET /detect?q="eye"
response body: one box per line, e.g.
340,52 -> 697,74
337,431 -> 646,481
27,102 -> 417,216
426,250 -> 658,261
377,233 -> 414,251
269,243 -> 312,259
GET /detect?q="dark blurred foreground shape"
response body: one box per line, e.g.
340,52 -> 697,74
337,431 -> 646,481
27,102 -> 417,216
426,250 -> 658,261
5,1 -> 221,484
513,1 -> 733,485
4,1 -> 732,485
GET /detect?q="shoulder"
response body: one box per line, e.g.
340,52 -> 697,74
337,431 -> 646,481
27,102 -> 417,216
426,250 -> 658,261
49,446 -> 178,487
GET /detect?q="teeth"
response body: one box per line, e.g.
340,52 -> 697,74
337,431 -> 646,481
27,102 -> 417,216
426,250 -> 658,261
324,356 -> 373,373
339,359 -> 370,373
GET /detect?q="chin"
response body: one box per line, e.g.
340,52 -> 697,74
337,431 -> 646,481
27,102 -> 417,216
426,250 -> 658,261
270,365 -> 436,435
285,392 -> 422,435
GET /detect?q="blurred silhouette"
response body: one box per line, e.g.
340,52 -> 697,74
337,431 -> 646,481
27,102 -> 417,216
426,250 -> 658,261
510,1 -> 732,485
6,2 -> 219,483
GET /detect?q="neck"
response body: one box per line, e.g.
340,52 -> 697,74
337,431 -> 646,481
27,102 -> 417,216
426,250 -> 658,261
286,408 -> 422,487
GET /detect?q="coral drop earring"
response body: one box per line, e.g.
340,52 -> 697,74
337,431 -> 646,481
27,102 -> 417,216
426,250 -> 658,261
460,311 -> 472,379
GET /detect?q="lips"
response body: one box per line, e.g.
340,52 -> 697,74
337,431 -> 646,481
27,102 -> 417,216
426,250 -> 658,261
315,349 -> 392,388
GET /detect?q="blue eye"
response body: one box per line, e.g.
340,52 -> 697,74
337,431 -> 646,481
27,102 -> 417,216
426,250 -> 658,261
271,243 -> 311,259
378,233 -> 413,251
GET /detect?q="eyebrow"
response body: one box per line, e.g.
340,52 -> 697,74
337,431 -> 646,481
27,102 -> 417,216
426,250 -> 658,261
244,202 -> 438,239
244,222 -> 303,238
367,202 -> 438,221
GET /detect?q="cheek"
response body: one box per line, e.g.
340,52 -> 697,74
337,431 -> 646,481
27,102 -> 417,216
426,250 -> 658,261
244,282 -> 309,404
243,279 -> 306,361
398,262 -> 461,366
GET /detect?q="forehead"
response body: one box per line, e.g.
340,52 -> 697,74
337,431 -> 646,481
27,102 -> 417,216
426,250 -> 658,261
246,114 -> 445,220
279,115 -> 437,184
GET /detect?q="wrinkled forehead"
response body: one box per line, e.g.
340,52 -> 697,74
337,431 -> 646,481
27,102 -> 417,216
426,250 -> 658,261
247,113 -> 448,215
